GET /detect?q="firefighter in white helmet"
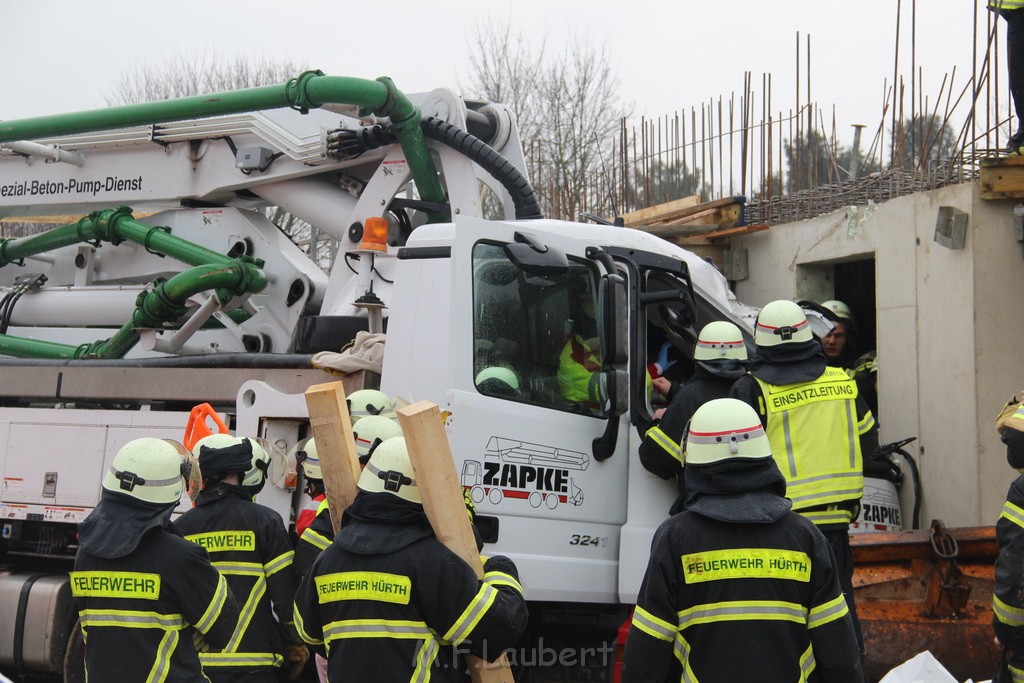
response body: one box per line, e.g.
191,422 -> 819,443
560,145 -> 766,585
730,299 -> 878,658
623,399 -> 862,682
293,436 -> 528,682
639,321 -> 749,514
346,388 -> 396,424
819,299 -> 860,370
993,394 -> 1024,681
175,435 -> 308,681
70,438 -> 240,682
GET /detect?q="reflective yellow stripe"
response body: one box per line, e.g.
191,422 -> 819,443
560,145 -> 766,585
808,594 -> 849,629
199,652 -> 284,667
680,548 -> 811,583
148,628 -> 178,683
293,603 -> 324,646
211,561 -> 263,576
70,571 -> 161,600
265,550 -> 294,577
316,498 -> 331,515
412,637 -> 440,683
857,411 -> 876,435
185,530 -> 256,553
1010,662 -> 1024,683
995,594 -> 1024,627
443,583 -> 498,644
195,574 -> 229,633
631,606 -> 676,642
79,609 -> 186,630
315,571 -> 412,605
1002,500 -> 1024,531
301,527 -> 332,551
798,507 -> 855,526
799,643 -> 816,681
678,600 -> 807,629
787,471 -> 863,513
673,632 -> 698,683
225,576 -> 267,652
484,570 -> 523,595
645,425 -> 682,463
991,0 -> 1024,9
322,618 -> 432,642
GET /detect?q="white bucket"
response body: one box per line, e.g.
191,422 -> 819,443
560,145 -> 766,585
849,477 -> 903,533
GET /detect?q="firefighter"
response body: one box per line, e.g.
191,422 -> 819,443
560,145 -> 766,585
293,417 -> 402,579
622,398 -> 863,682
993,398 -> 1024,681
730,299 -> 878,656
346,388 -> 396,424
293,436 -> 528,681
175,435 -> 309,682
820,299 -> 860,370
70,437 -> 239,682
639,320 -> 749,513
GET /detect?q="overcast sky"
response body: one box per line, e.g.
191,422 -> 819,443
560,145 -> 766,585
0,1 -> 996,149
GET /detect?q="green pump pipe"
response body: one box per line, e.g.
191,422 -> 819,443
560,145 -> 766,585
0,206 -> 241,269
0,71 -> 446,213
0,262 -> 268,360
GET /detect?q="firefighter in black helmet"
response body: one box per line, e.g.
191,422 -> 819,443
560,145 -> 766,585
70,437 -> 239,682
293,436 -> 528,681
175,435 -> 308,681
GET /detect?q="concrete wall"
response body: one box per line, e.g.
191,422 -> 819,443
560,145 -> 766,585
732,183 -> 1020,527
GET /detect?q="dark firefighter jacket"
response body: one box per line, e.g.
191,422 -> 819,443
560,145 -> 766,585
293,492 -> 528,682
174,483 -> 302,673
71,492 -> 239,683
639,364 -> 742,513
730,343 -> 878,528
622,457 -> 863,683
294,496 -> 333,579
995,474 -> 1024,651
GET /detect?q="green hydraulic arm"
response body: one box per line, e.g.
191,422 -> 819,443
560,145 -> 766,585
0,207 -> 267,360
0,71 -> 446,216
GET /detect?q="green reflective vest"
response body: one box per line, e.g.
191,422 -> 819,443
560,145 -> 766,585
754,366 -> 866,525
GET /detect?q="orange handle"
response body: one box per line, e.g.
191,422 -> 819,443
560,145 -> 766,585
183,403 -> 230,451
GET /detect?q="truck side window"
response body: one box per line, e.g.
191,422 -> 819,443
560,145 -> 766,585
472,242 -> 604,416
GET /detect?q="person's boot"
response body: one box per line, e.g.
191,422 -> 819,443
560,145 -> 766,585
1009,129 -> 1024,156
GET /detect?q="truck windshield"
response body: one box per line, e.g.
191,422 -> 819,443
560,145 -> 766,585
472,241 -> 605,416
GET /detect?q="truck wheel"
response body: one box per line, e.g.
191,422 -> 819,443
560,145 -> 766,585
62,617 -> 86,683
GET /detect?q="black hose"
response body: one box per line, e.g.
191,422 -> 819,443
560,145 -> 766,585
0,292 -> 22,334
894,448 -> 922,530
327,117 -> 543,220
419,116 -> 543,220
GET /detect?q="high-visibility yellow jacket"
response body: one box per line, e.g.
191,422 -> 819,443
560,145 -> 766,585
71,525 -> 238,683
294,496 -> 333,579
558,334 -> 602,405
175,486 -> 302,674
737,366 -> 877,526
991,0 -> 1024,11
293,492 -> 528,682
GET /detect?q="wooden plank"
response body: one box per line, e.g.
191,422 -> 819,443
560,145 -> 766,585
620,195 -> 701,226
648,203 -> 742,228
397,400 -> 515,683
687,224 -> 769,241
304,381 -> 363,534
980,156 -> 1024,199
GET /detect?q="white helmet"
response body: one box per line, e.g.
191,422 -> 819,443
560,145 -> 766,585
684,398 -> 773,466
347,389 -> 396,424
694,321 -> 748,362
754,300 -> 813,347
475,366 -> 521,397
242,438 -> 272,489
352,416 -> 403,462
357,436 -> 420,503
190,433 -> 238,458
298,438 -> 321,481
821,300 -> 854,323
103,437 -> 187,505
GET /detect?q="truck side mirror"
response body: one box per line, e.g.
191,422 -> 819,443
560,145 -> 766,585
503,232 -> 568,277
597,272 -> 627,367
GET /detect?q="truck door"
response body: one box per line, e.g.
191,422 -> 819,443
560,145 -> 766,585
448,218 -> 628,604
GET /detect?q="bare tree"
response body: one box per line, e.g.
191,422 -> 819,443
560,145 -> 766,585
105,53 -> 337,271
464,20 -> 631,221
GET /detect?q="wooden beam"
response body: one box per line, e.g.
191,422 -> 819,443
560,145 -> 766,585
304,381 -> 363,535
620,195 -> 702,226
397,400 -> 514,683
686,224 -> 769,241
980,155 -> 1024,199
